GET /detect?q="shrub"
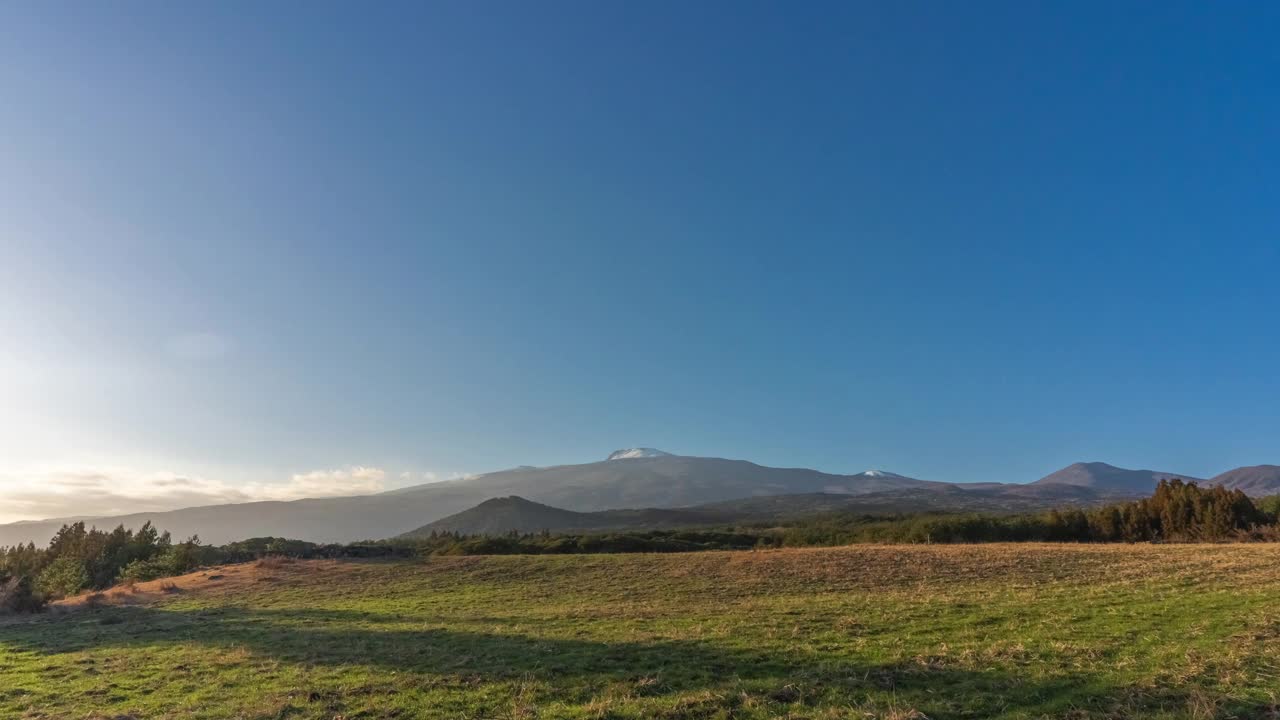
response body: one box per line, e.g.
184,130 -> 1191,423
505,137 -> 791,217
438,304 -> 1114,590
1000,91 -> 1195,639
36,557 -> 89,600
120,543 -> 202,584
120,557 -> 171,583
0,574 -> 46,614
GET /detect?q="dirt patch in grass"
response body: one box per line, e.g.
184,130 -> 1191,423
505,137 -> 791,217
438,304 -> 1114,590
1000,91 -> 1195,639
53,558 -> 374,610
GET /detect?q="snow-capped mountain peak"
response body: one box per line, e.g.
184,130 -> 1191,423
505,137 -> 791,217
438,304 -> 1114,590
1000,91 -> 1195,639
607,448 -> 674,461
856,469 -> 906,479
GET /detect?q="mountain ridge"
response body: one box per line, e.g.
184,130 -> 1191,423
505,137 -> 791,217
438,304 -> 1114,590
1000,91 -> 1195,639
399,481 -> 1158,538
1208,465 -> 1280,496
2,453 -> 1277,547
1031,462 -> 1203,492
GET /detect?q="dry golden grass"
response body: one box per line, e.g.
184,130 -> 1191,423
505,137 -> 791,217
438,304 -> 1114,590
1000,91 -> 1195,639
52,558 -> 371,609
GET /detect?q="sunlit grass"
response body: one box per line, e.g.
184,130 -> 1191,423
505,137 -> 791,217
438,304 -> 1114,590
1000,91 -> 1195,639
3,544 -> 1280,719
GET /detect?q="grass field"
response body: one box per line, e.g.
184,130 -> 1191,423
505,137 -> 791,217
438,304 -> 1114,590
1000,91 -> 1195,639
2,544 -> 1280,719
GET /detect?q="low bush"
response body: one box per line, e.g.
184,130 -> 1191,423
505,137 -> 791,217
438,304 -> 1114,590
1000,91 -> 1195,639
0,574 -> 46,614
36,557 -> 89,600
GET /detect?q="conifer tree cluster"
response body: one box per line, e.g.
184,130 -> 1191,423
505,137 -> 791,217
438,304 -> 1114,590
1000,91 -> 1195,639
0,521 -> 203,609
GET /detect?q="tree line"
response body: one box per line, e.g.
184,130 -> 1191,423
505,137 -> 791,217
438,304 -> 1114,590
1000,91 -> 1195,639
0,525 -> 408,612
3,479 -> 1277,613
0,521 -> 202,612
778,479 -> 1275,545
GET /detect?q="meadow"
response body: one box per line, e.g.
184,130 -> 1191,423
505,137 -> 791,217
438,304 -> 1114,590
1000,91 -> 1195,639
2,544 -> 1279,719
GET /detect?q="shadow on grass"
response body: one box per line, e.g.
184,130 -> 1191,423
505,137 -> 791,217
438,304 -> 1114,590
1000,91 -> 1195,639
2,605 -> 1276,719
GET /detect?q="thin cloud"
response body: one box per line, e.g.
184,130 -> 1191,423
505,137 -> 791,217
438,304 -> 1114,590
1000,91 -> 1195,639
395,470 -> 472,486
249,467 -> 386,500
0,465 -> 398,524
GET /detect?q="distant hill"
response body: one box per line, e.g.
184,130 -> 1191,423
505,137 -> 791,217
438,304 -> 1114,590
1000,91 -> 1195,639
401,482 -> 1147,538
399,496 -> 732,537
1208,465 -> 1280,495
1030,462 -> 1202,493
402,496 -> 593,536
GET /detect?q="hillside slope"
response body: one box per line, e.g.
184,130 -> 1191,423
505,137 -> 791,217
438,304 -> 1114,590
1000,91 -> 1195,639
1209,465 -> 1280,495
1030,462 -> 1202,492
398,496 -> 732,537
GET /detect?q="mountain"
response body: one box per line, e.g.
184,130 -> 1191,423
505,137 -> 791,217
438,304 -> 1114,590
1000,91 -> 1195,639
3,452 -> 1263,548
404,496 -> 600,536
0,453 -> 934,546
399,455 -> 940,510
399,496 -> 731,537
1031,462 -> 1201,493
606,448 -> 673,460
1209,465 -> 1280,495
853,469 -> 910,480
402,482 -> 1144,537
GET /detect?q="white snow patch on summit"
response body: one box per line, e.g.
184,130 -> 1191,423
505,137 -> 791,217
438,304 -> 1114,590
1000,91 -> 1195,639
607,448 -> 674,461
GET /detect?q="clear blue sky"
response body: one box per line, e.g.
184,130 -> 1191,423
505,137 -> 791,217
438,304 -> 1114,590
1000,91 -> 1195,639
1,2 -> 1278,519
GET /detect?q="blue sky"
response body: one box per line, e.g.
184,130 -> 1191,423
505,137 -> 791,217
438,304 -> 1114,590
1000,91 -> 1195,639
2,2 -> 1279,520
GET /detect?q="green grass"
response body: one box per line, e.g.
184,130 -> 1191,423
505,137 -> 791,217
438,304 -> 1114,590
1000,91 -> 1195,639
3,544 -> 1280,719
